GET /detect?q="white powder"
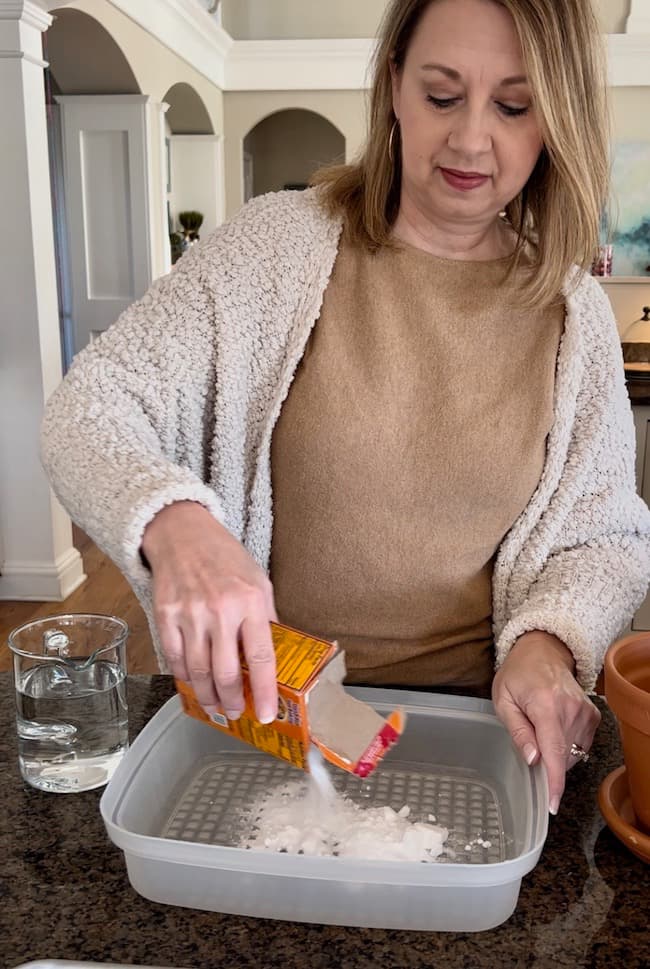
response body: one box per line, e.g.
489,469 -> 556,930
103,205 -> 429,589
238,750 -> 449,863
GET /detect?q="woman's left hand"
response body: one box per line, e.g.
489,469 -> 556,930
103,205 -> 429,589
492,631 -> 601,816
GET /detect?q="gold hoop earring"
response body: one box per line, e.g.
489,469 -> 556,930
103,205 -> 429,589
388,120 -> 399,165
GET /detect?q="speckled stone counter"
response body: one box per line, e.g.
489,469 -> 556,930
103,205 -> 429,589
1,673 -> 648,969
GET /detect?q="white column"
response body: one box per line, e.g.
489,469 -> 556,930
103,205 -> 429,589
158,101 -> 172,278
627,0 -> 650,34
0,0 -> 85,600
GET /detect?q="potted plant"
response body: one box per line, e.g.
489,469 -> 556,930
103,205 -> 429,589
169,232 -> 183,265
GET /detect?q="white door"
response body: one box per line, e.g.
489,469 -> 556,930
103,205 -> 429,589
56,95 -> 154,353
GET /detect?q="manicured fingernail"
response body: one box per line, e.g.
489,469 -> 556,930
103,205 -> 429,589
258,706 -> 277,725
549,796 -> 560,816
203,705 -> 218,716
523,743 -> 538,765
226,709 -> 243,721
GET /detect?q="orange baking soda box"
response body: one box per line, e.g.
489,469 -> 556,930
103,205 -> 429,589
175,622 -> 405,777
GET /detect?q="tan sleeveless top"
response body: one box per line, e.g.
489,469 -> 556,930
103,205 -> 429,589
270,236 -> 564,695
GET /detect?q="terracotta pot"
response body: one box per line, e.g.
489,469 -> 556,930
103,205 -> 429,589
604,633 -> 650,833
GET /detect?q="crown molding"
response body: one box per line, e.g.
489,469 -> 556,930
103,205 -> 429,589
35,3 -> 650,92
226,38 -> 376,91
107,0 -> 231,88
45,0 -> 232,88
0,0 -> 52,31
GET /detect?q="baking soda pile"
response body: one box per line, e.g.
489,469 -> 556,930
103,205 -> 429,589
238,750 -> 449,863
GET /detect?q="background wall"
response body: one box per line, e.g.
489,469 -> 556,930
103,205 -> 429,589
222,0 -> 387,39
244,109 -> 345,197
596,0 -> 631,33
168,135 -> 224,238
224,90 -> 368,216
222,0 -> 630,38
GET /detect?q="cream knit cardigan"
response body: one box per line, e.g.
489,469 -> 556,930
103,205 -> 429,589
41,189 -> 650,691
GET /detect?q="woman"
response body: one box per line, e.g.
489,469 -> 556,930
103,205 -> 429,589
42,0 -> 650,816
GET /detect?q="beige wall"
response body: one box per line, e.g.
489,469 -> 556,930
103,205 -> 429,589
224,90 -> 368,216
222,0 -> 387,40
222,0 -> 629,39
245,110 -> 345,197
595,0 -> 630,33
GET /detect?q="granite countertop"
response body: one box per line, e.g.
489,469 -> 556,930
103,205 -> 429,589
1,674 -> 648,969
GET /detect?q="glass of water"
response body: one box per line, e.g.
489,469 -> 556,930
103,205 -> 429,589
9,614 -> 129,793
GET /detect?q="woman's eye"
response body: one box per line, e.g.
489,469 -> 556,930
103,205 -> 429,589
498,103 -> 530,118
426,95 -> 530,118
426,96 -> 459,109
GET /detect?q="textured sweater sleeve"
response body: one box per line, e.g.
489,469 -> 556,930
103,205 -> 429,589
41,242 -> 226,593
495,282 -> 650,691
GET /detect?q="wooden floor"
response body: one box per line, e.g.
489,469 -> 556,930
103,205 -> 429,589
0,527 -> 158,673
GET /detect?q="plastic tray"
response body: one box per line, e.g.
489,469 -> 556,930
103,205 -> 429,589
100,688 -> 548,932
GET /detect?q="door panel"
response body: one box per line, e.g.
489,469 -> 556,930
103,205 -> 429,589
56,95 -> 153,354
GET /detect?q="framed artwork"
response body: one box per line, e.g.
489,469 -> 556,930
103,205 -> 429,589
604,141 -> 650,277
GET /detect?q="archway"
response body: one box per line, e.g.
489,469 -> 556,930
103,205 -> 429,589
243,109 -> 345,201
163,82 -> 215,135
46,9 -> 141,95
163,83 -> 222,259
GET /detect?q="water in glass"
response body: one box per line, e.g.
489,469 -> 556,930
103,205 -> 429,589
10,614 -> 129,793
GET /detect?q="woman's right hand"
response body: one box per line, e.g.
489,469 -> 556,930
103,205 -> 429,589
142,501 -> 278,723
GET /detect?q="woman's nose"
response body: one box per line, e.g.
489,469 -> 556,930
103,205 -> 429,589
446,106 -> 493,157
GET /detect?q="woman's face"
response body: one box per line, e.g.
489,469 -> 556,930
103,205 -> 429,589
391,0 -> 544,227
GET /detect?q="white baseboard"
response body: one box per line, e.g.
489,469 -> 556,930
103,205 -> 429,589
0,547 -> 86,601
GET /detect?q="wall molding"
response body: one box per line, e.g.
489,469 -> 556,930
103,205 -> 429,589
225,38 -> 375,91
228,34 -> 650,91
0,547 -> 86,601
41,2 -> 650,92
47,0 -> 232,89
0,0 -> 52,32
0,49 -> 47,65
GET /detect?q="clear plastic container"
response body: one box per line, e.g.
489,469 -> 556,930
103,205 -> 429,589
100,688 -> 548,932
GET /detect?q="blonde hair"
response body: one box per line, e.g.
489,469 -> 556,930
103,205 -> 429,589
311,0 -> 611,309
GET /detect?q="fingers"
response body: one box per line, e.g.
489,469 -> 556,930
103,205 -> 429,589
530,717 -> 569,816
565,701 -> 601,773
156,588 -> 278,723
155,606 -> 190,682
209,609 -> 246,718
241,615 -> 277,724
149,508 -> 280,724
497,691 -> 601,816
492,694 -> 540,767
184,623 -> 221,712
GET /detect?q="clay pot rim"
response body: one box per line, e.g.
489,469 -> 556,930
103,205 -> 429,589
604,633 -> 650,733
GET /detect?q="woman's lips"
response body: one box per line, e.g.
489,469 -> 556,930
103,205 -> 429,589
440,168 -> 490,191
